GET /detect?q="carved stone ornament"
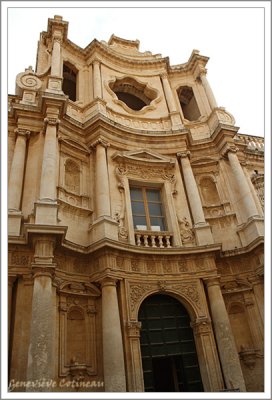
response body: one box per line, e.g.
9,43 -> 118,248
239,346 -> 257,369
16,68 -> 42,92
191,317 -> 212,336
127,321 -> 142,337
178,216 -> 195,243
58,281 -> 101,297
171,283 -> 201,309
129,284 -> 152,311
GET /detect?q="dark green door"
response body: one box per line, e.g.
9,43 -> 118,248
138,294 -> 203,392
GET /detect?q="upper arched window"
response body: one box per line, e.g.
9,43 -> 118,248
63,63 -> 77,101
177,86 -> 201,122
109,77 -> 157,111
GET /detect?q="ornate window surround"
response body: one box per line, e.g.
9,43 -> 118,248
112,150 -> 182,246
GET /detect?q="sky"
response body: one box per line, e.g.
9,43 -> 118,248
5,1 -> 269,138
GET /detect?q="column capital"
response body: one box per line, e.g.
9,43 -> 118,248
52,33 -> 63,44
31,265 -> 56,280
14,128 -> 30,140
99,277 -> 119,289
190,317 -> 212,336
8,274 -> 17,286
203,276 -> 221,288
127,320 -> 142,338
90,137 -> 110,149
44,116 -> 60,128
93,58 -> 100,66
177,150 -> 191,159
160,72 -> 168,80
221,144 -> 238,158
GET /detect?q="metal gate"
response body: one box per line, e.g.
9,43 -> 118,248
138,294 -> 203,392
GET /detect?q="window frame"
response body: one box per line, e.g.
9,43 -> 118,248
130,185 -> 167,232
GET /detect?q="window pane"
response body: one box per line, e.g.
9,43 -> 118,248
133,215 -> 147,229
130,187 -> 143,201
150,217 -> 165,231
148,202 -> 163,217
146,189 -> 161,202
131,201 -> 145,215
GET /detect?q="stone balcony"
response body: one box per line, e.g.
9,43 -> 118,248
134,230 -> 173,248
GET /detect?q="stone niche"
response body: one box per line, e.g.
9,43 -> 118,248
58,281 -> 101,380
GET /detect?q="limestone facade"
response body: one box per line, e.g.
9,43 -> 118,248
8,16 -> 264,393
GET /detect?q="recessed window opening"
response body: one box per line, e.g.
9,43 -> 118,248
177,86 -> 201,121
109,77 -> 156,111
63,63 -> 77,101
130,186 -> 166,231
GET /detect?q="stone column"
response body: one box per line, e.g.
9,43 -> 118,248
198,67 -> 217,110
39,117 -> 59,202
204,277 -> 246,391
178,151 -> 206,225
26,237 -> 56,391
161,74 -> 183,129
177,151 -> 213,245
93,60 -> 102,98
101,278 -> 126,391
92,138 -> 111,218
8,129 -> 30,211
51,35 -> 62,77
226,147 -> 259,220
161,73 -> 177,113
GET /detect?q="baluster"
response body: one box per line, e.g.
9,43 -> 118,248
151,235 -> 156,248
165,235 -> 171,248
136,234 -> 141,246
143,235 -> 149,247
158,235 -> 164,248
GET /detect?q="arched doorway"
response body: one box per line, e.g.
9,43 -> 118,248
138,294 -> 203,392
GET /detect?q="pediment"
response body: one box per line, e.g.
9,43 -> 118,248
112,149 -> 175,166
190,157 -> 218,167
59,281 -> 101,296
59,136 -> 90,154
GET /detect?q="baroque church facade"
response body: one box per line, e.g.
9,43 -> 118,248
8,16 -> 264,392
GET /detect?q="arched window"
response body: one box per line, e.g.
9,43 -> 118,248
177,86 -> 201,121
63,63 -> 77,101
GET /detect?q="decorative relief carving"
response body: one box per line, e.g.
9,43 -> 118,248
16,68 -> 42,91
191,317 -> 212,335
146,263 -> 156,274
10,253 -> 30,266
131,260 -> 140,272
115,163 -> 175,182
171,283 -> 201,309
129,284 -> 152,311
178,260 -> 188,272
162,262 -> 172,273
127,321 -> 142,337
65,159 -> 80,194
178,216 -> 195,243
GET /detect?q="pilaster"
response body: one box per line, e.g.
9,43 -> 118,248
100,277 -> 126,392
